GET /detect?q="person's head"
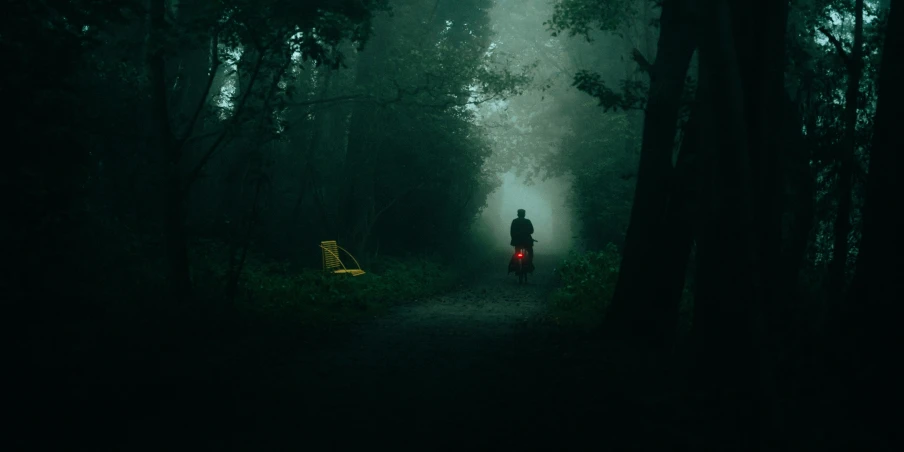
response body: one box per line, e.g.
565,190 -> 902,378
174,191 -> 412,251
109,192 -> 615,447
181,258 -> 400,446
517,209 -> 525,218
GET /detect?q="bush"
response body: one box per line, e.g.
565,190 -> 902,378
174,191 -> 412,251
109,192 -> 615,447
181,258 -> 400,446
191,242 -> 461,329
548,244 -> 696,334
548,243 -> 621,330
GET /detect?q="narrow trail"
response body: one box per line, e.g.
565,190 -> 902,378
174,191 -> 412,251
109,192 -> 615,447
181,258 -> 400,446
110,254 -> 687,451
218,254 -> 688,450
284,257 -> 565,447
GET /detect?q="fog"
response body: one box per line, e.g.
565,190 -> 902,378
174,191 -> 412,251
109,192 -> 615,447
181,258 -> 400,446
466,0 -> 590,257
476,172 -> 575,256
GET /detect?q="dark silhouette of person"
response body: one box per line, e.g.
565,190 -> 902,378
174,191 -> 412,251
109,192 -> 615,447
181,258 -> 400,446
510,209 -> 534,264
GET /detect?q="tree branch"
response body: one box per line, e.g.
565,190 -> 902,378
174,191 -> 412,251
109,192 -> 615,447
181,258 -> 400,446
288,93 -> 374,107
177,26 -> 221,146
183,129 -> 222,143
632,48 -> 653,74
256,45 -> 294,134
287,78 -> 503,111
183,49 -> 267,192
818,27 -> 850,68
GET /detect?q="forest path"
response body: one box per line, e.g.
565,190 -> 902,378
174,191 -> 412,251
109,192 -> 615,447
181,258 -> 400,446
113,254 -> 687,451
221,252 -> 687,450
281,255 -> 565,447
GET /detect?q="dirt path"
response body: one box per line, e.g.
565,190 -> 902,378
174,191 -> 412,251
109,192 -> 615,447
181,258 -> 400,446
283,260 -> 561,445
110,255 -> 687,451
208,255 -> 686,450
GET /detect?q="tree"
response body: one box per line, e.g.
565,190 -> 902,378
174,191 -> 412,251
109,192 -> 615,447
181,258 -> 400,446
143,0 -> 386,299
336,0 -> 527,258
823,0 -> 865,296
552,0 -> 698,350
690,0 -> 789,448
845,0 -> 902,442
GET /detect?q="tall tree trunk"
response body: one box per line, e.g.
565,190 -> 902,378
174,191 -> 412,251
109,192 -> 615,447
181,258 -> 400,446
226,177 -> 264,304
603,0 -> 697,350
693,3 -> 758,447
827,0 -> 864,296
658,108 -> 700,324
341,19 -> 389,256
342,103 -> 380,255
779,91 -> 815,296
167,0 -> 214,130
846,0 -> 903,443
691,0 -> 788,448
301,68 -> 343,238
148,0 -> 192,299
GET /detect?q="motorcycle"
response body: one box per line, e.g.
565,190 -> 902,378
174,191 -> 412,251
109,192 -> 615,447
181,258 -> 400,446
508,239 -> 537,285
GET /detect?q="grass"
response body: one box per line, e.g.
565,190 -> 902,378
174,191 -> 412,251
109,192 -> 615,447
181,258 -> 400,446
240,257 -> 459,327
189,241 -> 464,330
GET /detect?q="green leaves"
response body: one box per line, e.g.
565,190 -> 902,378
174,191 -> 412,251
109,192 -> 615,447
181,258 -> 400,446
572,70 -> 647,112
545,0 -> 637,39
548,244 -> 623,329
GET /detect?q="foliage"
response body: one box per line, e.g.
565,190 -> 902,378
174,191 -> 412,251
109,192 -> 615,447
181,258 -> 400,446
548,244 -> 622,329
232,254 -> 459,327
175,0 -> 530,264
786,0 -> 886,279
545,0 -> 638,39
545,112 -> 638,248
157,240 -> 463,328
572,70 -> 647,111
6,1 -> 523,394
543,0 -> 655,117
474,0 -> 651,251
548,243 -> 694,333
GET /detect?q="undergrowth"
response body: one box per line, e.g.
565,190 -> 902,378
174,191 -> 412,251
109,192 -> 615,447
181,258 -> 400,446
548,243 -> 694,333
191,241 -> 461,329
548,244 -> 621,330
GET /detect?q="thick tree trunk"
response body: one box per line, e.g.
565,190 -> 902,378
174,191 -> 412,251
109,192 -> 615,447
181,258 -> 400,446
658,110 -> 700,322
779,91 -> 815,295
301,69 -> 346,238
342,103 -> 380,255
166,0 -> 214,132
604,0 -> 697,350
693,3 -> 758,447
828,0 -> 864,296
846,0 -> 903,442
341,20 -> 389,256
148,0 -> 192,299
691,0 -> 788,448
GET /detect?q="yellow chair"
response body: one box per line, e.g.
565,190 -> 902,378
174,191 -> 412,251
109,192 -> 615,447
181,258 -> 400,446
320,240 -> 366,276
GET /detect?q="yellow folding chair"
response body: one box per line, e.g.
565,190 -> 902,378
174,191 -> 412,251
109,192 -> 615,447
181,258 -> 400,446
320,240 -> 366,276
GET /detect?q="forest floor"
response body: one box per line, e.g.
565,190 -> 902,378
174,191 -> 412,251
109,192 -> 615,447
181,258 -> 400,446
17,249 -> 887,451
25,253 -> 692,451
171,253 -> 688,450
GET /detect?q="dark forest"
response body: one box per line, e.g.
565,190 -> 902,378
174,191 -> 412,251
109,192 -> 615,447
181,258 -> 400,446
5,0 -> 902,450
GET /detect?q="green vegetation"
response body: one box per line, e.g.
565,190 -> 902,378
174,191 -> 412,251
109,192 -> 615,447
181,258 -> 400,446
549,244 -> 694,333
204,249 -> 461,328
548,244 -> 621,329
84,234 -> 466,335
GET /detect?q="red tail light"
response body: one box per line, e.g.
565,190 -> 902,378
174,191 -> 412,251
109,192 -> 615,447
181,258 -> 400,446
517,253 -> 523,258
